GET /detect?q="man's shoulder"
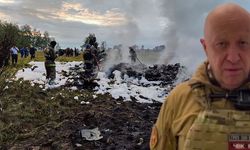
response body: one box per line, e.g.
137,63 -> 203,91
165,80 -> 203,116
165,80 -> 200,105
170,81 -> 193,96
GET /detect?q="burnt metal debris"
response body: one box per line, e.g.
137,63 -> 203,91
63,62 -> 185,90
63,63 -> 98,89
108,63 -> 183,86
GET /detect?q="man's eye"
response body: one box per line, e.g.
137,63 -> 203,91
239,41 -> 249,46
239,40 -> 250,49
216,42 -> 226,47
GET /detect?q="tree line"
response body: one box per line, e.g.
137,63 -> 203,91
0,21 -> 54,67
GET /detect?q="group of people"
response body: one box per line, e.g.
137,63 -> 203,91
43,33 -> 103,85
57,48 -> 80,57
44,34 -> 101,85
46,33 -> 138,85
19,46 -> 36,59
150,3 -> 250,150
20,47 -> 29,58
6,3 -> 250,149
9,45 -> 37,65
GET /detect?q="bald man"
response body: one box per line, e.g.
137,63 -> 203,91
150,3 -> 250,150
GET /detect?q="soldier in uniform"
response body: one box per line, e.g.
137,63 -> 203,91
150,3 -> 250,150
44,41 -> 57,85
83,44 -> 98,81
85,33 -> 97,47
129,47 -> 137,63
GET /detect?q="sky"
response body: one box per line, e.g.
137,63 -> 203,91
1,0 -> 250,72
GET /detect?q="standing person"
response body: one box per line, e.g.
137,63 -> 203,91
150,3 -> 250,150
20,47 -> 25,58
83,44 -> 98,81
24,47 -> 29,58
44,41 -> 57,85
10,45 -> 19,65
129,47 -> 137,63
30,46 -> 36,59
85,33 -> 96,46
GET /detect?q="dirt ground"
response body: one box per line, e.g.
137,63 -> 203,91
6,93 -> 161,150
0,62 -> 184,150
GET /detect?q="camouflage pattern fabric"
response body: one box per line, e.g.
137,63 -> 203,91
183,109 -> 250,150
44,46 -> 57,81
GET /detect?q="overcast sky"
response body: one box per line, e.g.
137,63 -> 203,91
0,0 -> 250,72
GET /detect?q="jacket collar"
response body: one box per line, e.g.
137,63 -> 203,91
189,61 -> 250,92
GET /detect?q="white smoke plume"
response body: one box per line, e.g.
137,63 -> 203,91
157,0 -> 224,71
102,0 -> 141,72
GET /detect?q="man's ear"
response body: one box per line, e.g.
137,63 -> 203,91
200,38 -> 208,55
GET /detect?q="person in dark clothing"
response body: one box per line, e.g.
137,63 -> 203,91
74,48 -> 79,56
88,34 -> 96,46
24,47 -> 29,58
30,46 -> 36,59
85,34 -> 97,47
44,41 -> 57,85
129,47 -> 137,63
83,44 -> 98,81
20,47 -> 25,58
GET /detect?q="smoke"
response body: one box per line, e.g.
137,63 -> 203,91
157,21 -> 178,64
103,22 -> 139,71
156,0 -> 224,68
102,1 -> 141,72
93,0 -> 231,73
157,0 -> 178,64
102,21 -> 139,73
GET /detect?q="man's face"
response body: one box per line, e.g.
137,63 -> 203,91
201,18 -> 250,90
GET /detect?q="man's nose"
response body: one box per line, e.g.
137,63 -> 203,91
226,45 -> 240,63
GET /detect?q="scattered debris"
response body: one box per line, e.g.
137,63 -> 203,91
75,143 -> 82,147
6,61 -> 190,149
108,63 -> 183,85
80,101 -> 90,105
31,65 -> 38,71
3,86 -> 8,90
80,127 -> 103,141
74,96 -> 79,100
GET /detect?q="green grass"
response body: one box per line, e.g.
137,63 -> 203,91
19,51 -> 83,62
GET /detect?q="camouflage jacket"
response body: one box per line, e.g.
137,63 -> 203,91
44,46 -> 57,63
150,61 -> 250,150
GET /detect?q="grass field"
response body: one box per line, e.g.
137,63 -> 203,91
0,51 -> 90,148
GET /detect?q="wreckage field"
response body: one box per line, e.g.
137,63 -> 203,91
0,53 -> 189,149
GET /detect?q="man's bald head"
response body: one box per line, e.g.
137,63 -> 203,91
200,3 -> 250,90
204,3 -> 250,40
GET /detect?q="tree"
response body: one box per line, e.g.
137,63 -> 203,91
0,20 -> 55,67
0,21 -> 20,67
17,24 -> 32,48
31,30 -> 53,50
42,31 -> 51,49
32,30 -> 42,48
